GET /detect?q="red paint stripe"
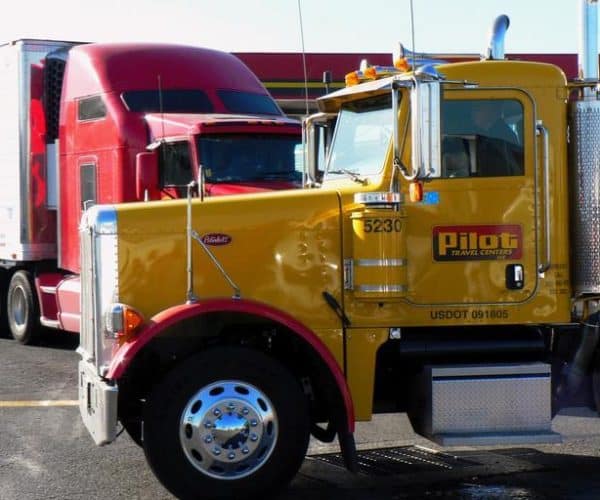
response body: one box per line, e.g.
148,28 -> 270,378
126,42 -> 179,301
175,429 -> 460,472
107,298 -> 354,432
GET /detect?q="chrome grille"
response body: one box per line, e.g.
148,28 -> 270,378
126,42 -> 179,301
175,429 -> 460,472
77,206 -> 118,375
79,214 -> 95,363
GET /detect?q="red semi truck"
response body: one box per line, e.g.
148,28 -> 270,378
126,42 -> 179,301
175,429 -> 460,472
0,39 -> 302,344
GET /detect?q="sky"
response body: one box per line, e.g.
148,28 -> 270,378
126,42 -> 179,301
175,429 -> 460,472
5,0 -> 585,55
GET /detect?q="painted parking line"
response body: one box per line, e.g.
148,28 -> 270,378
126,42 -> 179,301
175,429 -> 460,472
0,400 -> 78,408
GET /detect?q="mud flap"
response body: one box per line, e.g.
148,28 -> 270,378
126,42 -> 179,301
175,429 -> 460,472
338,431 -> 358,473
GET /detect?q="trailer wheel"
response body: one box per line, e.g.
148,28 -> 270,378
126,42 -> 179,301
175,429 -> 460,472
142,347 -> 309,500
7,271 -> 40,344
0,268 -> 9,337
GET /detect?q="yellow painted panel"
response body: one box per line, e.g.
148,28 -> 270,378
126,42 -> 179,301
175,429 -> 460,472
346,328 -> 388,421
116,189 -> 344,331
109,59 -> 575,404
314,328 -> 345,371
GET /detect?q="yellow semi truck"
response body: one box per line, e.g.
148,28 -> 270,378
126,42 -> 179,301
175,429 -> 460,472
78,6 -> 600,499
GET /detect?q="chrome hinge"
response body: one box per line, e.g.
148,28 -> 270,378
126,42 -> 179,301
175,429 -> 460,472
389,327 -> 402,340
343,259 -> 354,290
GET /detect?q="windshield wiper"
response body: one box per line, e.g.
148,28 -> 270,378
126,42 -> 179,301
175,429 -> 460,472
327,169 -> 368,185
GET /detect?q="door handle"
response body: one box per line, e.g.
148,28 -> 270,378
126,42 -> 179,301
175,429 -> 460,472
536,121 -> 551,274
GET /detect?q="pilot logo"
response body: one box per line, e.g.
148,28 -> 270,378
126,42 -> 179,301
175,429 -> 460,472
433,225 -> 522,261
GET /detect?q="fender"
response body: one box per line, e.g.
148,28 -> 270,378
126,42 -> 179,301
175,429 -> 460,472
106,298 -> 355,432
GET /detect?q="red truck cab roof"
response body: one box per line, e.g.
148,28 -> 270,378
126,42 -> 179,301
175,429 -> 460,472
144,113 -> 300,140
62,43 -> 276,107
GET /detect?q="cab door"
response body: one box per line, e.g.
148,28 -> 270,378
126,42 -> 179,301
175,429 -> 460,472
406,89 -> 538,306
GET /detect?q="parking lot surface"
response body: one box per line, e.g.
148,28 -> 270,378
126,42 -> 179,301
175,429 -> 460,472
4,333 -> 600,499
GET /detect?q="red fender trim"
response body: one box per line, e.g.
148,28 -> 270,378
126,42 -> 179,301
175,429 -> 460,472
106,298 -> 355,432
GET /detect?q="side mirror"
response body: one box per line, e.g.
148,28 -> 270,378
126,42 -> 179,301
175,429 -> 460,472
303,112 -> 336,187
135,151 -> 159,200
410,80 -> 441,179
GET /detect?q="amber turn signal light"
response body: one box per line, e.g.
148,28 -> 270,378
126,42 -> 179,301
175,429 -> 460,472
409,181 -> 423,202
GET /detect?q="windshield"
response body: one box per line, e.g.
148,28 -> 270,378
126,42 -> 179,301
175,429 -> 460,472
217,90 -> 282,116
325,94 -> 393,180
197,134 -> 303,183
121,90 -> 213,113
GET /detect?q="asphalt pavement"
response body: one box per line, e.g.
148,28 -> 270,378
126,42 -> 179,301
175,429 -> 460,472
3,332 -> 600,499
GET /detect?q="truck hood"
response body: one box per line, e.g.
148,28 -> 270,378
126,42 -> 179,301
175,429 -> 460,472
145,113 -> 300,140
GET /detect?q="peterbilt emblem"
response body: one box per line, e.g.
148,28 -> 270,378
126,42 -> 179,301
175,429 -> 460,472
201,233 -> 232,246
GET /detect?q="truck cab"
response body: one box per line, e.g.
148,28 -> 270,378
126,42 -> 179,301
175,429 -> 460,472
57,42 -> 302,273
311,60 -> 569,324
77,12 -> 600,500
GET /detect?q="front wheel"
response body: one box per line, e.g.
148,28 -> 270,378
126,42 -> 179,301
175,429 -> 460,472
143,347 -> 309,500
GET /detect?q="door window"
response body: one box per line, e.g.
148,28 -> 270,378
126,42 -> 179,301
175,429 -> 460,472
441,99 -> 524,178
80,163 -> 97,210
159,141 -> 193,187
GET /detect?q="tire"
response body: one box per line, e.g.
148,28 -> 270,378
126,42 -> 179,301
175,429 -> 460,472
0,268 -> 9,338
118,385 -> 144,447
143,346 -> 309,500
7,270 -> 41,345
121,414 -> 144,447
592,351 -> 600,414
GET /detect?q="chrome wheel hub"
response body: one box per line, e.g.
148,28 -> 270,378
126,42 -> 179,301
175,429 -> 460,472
12,286 -> 27,328
179,380 -> 278,479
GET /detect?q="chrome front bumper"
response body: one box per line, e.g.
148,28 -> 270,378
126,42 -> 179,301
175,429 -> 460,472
78,359 -> 118,445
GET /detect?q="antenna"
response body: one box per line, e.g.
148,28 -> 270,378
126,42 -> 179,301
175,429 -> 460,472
297,0 -> 310,116
157,74 -> 176,197
409,0 -> 416,69
157,75 -> 166,141
323,70 -> 332,94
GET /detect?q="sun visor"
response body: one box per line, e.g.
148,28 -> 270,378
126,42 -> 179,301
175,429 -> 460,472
317,76 -> 396,113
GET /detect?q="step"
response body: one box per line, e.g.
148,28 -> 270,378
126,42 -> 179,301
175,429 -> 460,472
411,362 -> 561,446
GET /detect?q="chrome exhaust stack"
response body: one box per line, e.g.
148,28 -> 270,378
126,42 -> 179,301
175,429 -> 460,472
579,0 -> 599,95
485,15 -> 510,60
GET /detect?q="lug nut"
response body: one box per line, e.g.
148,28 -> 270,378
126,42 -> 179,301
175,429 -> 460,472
228,452 -> 236,460
242,408 -> 249,415
213,409 -> 221,417
250,433 -> 258,442
213,447 -> 221,456
250,419 -> 258,427
242,447 -> 250,455
204,436 -> 213,444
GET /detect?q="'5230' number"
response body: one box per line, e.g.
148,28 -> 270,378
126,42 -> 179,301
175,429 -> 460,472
364,218 -> 402,233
